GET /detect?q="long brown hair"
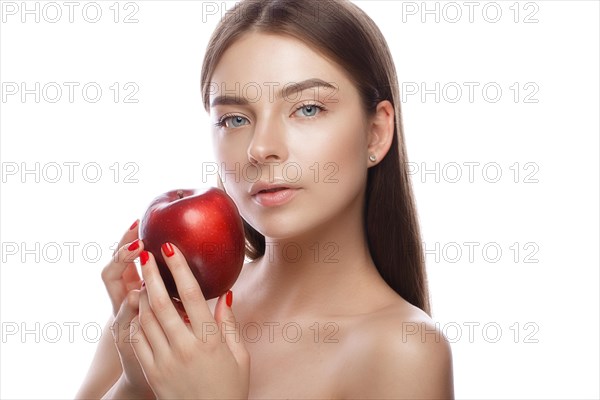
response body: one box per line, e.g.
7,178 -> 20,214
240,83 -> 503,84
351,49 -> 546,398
200,0 -> 430,315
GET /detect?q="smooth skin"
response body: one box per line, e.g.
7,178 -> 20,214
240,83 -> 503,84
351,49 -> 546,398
76,32 -> 454,399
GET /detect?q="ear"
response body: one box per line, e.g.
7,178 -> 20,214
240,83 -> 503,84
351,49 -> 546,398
367,100 -> 395,167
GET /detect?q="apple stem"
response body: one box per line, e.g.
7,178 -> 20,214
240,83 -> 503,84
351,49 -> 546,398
177,190 -> 184,199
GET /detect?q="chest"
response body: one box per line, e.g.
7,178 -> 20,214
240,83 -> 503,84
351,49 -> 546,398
239,318 -> 348,399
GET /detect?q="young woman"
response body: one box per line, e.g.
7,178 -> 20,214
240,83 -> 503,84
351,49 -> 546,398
77,0 -> 454,398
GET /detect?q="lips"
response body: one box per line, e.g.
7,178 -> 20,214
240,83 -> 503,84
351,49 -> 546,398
258,187 -> 288,194
249,181 -> 297,196
249,181 -> 300,207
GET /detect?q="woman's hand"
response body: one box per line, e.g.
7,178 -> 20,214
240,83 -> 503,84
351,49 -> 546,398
130,244 -> 250,399
104,289 -> 156,399
101,220 -> 144,316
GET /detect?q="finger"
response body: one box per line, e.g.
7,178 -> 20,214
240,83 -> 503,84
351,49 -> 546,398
160,242 -> 213,331
102,240 -> 145,315
113,219 -> 140,256
123,263 -> 143,291
102,238 -> 144,283
130,314 -> 155,371
106,219 -> 141,279
139,250 -> 185,343
112,290 -> 141,359
172,298 -> 193,325
215,290 -> 250,369
138,283 -> 171,351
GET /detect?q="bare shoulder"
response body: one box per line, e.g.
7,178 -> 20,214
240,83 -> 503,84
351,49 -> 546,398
337,298 -> 454,399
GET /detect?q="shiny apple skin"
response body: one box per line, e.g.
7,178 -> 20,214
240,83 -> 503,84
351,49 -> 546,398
139,188 -> 245,300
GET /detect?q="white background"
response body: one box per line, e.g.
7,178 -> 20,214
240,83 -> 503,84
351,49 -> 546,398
1,1 -> 598,398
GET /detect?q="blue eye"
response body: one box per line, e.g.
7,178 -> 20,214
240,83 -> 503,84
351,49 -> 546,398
294,103 -> 326,118
300,105 -> 318,117
216,115 -> 249,128
229,116 -> 248,127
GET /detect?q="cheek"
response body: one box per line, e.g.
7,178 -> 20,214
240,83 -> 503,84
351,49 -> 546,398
213,128 -> 252,172
213,130 -> 246,161
306,118 -> 368,184
212,132 -> 251,200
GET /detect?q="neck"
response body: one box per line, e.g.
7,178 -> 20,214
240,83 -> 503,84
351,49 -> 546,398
244,197 -> 391,319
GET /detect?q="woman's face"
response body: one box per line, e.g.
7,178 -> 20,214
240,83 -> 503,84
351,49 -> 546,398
209,32 -> 372,240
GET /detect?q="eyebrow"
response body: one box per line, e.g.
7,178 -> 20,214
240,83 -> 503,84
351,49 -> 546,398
210,78 -> 337,108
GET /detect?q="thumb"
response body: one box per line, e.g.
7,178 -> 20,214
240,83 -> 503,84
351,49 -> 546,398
215,290 -> 250,369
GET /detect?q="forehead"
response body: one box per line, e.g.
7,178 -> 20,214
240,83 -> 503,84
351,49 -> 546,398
210,32 -> 354,98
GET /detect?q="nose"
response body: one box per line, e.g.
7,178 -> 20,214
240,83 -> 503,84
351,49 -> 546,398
247,114 -> 288,165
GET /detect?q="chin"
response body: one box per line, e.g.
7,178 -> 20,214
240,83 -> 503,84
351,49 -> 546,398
247,214 -> 305,240
248,207 -> 337,243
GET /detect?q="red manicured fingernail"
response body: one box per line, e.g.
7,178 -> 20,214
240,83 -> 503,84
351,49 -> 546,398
226,290 -> 233,308
129,220 -> 138,231
162,242 -> 175,258
140,250 -> 149,266
127,239 -> 140,251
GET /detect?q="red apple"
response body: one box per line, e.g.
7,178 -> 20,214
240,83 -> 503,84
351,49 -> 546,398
139,188 -> 245,300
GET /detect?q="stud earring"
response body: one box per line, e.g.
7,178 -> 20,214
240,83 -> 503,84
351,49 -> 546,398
369,154 -> 377,162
